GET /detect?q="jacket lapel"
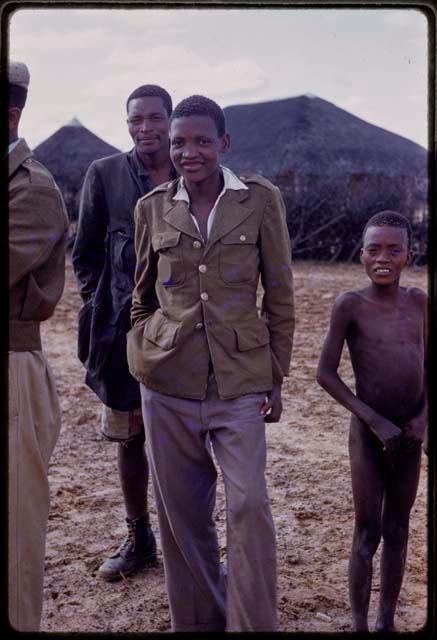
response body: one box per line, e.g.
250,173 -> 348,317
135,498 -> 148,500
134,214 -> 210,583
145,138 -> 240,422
206,189 -> 253,249
163,199 -> 202,240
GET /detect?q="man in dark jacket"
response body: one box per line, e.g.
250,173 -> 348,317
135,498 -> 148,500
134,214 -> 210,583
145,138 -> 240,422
72,84 -> 176,581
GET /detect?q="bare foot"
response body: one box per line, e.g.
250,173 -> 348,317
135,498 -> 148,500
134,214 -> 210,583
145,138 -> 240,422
375,621 -> 396,632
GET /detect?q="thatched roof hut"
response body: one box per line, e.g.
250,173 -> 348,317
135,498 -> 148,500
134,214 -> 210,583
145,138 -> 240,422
32,118 -> 120,223
224,95 -> 428,262
224,94 -> 427,178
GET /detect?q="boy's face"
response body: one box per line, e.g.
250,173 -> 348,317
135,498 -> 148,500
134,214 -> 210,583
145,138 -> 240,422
127,96 -> 170,156
170,115 -> 230,185
360,225 -> 412,285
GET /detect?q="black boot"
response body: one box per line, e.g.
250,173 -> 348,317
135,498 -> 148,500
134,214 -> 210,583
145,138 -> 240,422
97,515 -> 157,582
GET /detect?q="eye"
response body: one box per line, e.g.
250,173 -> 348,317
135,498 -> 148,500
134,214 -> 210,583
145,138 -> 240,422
199,138 -> 212,145
171,139 -> 183,148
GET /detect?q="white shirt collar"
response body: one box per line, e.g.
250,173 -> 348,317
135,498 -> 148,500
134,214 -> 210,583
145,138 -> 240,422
173,165 -> 248,203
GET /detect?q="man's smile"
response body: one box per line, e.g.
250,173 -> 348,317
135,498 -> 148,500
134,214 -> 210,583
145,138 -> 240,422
181,161 -> 204,170
374,267 -> 392,274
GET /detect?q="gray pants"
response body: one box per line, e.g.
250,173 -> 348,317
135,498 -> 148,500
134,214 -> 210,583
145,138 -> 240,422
140,377 -> 277,632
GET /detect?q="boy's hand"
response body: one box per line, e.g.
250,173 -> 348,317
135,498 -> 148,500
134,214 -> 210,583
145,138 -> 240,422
402,416 -> 427,454
369,416 -> 403,458
260,384 -> 282,423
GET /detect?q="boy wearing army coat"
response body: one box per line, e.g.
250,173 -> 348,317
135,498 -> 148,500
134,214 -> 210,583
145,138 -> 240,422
127,95 -> 294,632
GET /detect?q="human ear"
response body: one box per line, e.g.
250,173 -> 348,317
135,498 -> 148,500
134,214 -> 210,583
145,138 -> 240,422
406,249 -> 414,266
359,247 -> 365,264
8,107 -> 21,138
220,133 -> 230,154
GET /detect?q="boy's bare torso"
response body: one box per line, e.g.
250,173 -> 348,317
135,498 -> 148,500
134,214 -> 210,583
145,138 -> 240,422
345,286 -> 425,426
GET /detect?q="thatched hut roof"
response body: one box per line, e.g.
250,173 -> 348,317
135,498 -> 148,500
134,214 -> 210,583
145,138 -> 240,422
32,118 -> 120,221
222,95 -> 428,264
224,95 -> 427,178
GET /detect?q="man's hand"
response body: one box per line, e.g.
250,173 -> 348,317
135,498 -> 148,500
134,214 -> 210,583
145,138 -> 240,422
260,384 -> 282,423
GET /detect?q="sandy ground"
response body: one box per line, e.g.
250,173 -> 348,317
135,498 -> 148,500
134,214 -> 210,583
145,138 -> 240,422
39,258 -> 428,633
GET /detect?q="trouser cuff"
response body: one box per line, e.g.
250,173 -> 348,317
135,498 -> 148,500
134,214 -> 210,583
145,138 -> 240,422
172,620 -> 226,632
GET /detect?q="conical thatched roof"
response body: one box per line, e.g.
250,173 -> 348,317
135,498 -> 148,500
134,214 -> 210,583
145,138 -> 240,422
224,95 -> 427,178
33,118 -> 120,186
32,119 -> 121,221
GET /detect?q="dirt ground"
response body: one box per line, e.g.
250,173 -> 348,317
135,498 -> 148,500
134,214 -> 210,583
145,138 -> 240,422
39,258 -> 428,633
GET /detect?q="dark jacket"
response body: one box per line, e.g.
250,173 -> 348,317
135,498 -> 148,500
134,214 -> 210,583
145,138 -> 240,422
9,139 -> 68,351
72,149 -> 176,410
127,172 -> 295,400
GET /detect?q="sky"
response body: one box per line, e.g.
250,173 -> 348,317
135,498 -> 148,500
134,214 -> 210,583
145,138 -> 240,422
8,7 -> 429,151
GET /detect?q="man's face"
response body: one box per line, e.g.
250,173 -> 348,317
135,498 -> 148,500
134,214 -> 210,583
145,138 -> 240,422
127,96 -> 170,156
360,225 -> 411,285
169,115 -> 229,185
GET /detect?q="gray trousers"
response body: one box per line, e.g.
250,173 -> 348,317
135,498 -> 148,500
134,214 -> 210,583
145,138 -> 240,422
140,377 -> 277,632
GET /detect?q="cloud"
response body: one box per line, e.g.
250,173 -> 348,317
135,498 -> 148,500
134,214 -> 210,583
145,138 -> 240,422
10,25 -> 110,52
102,45 -> 267,100
382,9 -> 425,29
340,95 -> 364,111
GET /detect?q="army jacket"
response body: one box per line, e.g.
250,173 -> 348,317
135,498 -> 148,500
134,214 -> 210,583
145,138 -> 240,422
9,139 -> 68,351
127,169 -> 295,400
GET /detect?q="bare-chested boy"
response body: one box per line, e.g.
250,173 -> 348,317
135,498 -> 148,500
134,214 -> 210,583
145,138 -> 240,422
317,210 -> 428,632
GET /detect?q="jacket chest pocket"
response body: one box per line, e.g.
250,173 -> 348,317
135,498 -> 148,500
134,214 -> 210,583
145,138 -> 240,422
219,226 -> 259,284
152,231 -> 185,286
110,228 -> 136,281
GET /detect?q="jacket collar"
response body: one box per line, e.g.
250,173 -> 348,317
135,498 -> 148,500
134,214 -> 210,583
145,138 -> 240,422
8,138 -> 32,178
129,147 -> 149,178
162,181 -> 253,246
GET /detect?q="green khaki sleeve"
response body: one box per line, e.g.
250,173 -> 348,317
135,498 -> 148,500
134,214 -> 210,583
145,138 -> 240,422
9,183 -> 67,290
130,201 -> 159,328
259,186 -> 295,385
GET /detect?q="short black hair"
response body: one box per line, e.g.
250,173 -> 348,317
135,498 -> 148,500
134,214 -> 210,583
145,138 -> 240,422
170,95 -> 226,137
126,84 -> 172,116
9,84 -> 27,109
363,210 -> 412,249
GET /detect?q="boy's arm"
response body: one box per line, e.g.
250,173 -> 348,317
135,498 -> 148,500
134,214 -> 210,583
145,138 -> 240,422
317,293 -> 402,455
403,289 -> 429,454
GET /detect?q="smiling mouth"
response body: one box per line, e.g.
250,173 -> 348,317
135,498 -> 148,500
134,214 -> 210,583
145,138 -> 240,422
181,162 -> 203,170
374,268 -> 391,274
